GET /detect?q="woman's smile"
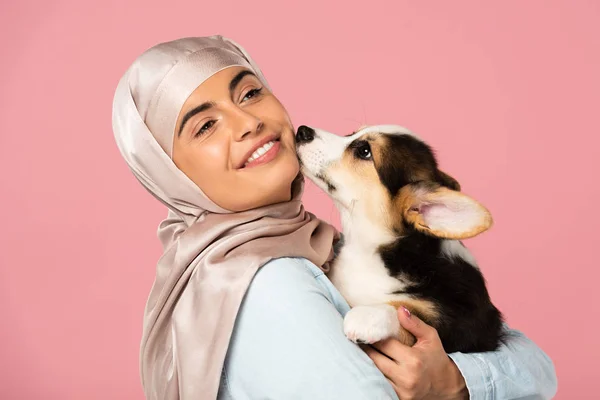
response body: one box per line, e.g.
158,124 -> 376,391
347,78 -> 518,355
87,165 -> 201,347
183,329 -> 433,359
242,139 -> 282,169
236,131 -> 283,169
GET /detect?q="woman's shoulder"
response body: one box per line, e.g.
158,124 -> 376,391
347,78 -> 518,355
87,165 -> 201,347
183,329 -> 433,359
254,256 -> 350,316
252,257 -> 324,294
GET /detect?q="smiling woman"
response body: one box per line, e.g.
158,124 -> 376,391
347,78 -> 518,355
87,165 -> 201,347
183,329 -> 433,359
112,36 -> 345,400
172,67 -> 299,211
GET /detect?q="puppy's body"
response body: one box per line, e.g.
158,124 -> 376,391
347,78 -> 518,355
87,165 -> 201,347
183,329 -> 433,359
296,125 -> 503,353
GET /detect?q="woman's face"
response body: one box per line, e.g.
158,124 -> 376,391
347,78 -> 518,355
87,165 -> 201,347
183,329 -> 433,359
172,66 -> 299,211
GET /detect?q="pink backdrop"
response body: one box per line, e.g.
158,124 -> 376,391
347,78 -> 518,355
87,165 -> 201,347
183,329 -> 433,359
1,0 -> 598,398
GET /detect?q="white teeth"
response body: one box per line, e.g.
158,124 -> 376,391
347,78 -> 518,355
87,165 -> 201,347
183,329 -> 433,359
245,141 -> 275,166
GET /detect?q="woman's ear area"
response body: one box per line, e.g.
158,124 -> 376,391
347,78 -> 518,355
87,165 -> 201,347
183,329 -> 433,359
397,183 -> 493,240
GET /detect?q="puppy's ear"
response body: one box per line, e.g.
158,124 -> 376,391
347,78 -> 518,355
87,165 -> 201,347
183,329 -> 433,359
437,170 -> 461,191
398,183 -> 492,239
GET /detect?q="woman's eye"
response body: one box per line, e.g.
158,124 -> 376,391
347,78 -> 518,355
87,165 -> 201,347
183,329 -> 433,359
195,120 -> 216,137
242,87 -> 263,102
355,144 -> 372,160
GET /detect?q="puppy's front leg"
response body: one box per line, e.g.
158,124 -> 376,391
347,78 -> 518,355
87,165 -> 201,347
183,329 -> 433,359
344,304 -> 415,346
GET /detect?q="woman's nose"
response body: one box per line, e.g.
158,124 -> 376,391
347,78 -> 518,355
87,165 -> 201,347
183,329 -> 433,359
232,109 -> 263,141
296,125 -> 315,144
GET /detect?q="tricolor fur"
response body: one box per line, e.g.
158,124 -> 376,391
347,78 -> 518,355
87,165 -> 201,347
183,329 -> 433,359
296,124 -> 503,353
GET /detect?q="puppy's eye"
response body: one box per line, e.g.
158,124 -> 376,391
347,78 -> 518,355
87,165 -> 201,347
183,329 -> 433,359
355,143 -> 372,160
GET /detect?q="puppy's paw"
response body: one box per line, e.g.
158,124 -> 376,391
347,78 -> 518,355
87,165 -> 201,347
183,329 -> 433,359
344,304 -> 400,344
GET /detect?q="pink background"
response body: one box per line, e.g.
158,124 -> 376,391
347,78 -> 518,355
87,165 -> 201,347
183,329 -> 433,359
1,0 -> 598,398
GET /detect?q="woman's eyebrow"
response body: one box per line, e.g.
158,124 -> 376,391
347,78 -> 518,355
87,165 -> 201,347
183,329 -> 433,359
229,70 -> 257,95
178,102 -> 215,136
177,71 -> 258,136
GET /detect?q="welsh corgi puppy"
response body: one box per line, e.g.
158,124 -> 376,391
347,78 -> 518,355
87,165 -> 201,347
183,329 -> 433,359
296,124 -> 503,353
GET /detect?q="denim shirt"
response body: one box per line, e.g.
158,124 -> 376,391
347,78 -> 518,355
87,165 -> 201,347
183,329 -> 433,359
218,257 -> 557,399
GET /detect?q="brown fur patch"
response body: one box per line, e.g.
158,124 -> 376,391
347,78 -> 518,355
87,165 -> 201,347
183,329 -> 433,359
387,299 -> 440,346
366,135 -> 414,234
329,136 -> 398,231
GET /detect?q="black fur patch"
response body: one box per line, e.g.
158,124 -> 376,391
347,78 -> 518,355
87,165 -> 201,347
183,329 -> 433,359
379,233 -> 504,353
373,134 -> 462,196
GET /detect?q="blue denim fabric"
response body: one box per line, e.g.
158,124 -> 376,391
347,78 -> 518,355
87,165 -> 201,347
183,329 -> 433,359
218,257 -> 557,399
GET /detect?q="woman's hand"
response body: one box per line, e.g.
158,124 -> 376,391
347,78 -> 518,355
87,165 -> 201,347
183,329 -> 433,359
364,307 -> 469,400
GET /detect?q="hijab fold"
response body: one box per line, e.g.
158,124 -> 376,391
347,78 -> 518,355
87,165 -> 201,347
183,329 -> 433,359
112,35 -> 337,399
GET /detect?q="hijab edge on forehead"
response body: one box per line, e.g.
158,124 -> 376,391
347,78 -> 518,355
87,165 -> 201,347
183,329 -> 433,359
112,35 -> 339,400
145,47 -> 257,158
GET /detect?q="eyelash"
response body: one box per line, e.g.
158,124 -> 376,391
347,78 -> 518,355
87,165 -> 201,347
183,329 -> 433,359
243,87 -> 263,101
193,88 -> 263,138
194,120 -> 216,137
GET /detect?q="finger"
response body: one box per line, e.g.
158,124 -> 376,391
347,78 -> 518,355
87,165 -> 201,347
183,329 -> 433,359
367,346 -> 416,398
386,378 -> 402,398
364,345 -> 403,381
371,338 -> 412,362
397,306 -> 436,341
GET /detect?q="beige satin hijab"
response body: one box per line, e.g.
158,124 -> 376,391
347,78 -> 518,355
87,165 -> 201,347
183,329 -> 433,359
112,36 -> 337,399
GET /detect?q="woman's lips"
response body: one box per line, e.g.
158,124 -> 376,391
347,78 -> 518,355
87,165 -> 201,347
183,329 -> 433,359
242,141 -> 281,169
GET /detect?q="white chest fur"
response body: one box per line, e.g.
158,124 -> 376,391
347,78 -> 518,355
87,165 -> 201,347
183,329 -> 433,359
328,245 -> 409,307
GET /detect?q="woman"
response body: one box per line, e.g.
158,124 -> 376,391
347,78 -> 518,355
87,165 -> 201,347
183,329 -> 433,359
112,36 -> 557,400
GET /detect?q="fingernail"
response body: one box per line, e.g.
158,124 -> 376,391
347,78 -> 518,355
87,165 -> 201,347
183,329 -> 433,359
402,307 -> 411,318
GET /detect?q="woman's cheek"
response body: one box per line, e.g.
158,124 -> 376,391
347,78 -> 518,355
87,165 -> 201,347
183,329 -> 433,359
203,139 -> 226,162
188,144 -> 228,188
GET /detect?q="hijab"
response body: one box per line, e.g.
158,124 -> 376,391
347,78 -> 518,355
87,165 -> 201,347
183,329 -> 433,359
112,35 -> 338,399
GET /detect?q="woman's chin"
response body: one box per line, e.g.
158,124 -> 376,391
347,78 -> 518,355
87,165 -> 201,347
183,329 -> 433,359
257,166 -> 301,207
223,151 -> 300,210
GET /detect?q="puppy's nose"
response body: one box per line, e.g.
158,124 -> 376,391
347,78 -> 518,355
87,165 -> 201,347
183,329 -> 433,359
296,125 -> 315,144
